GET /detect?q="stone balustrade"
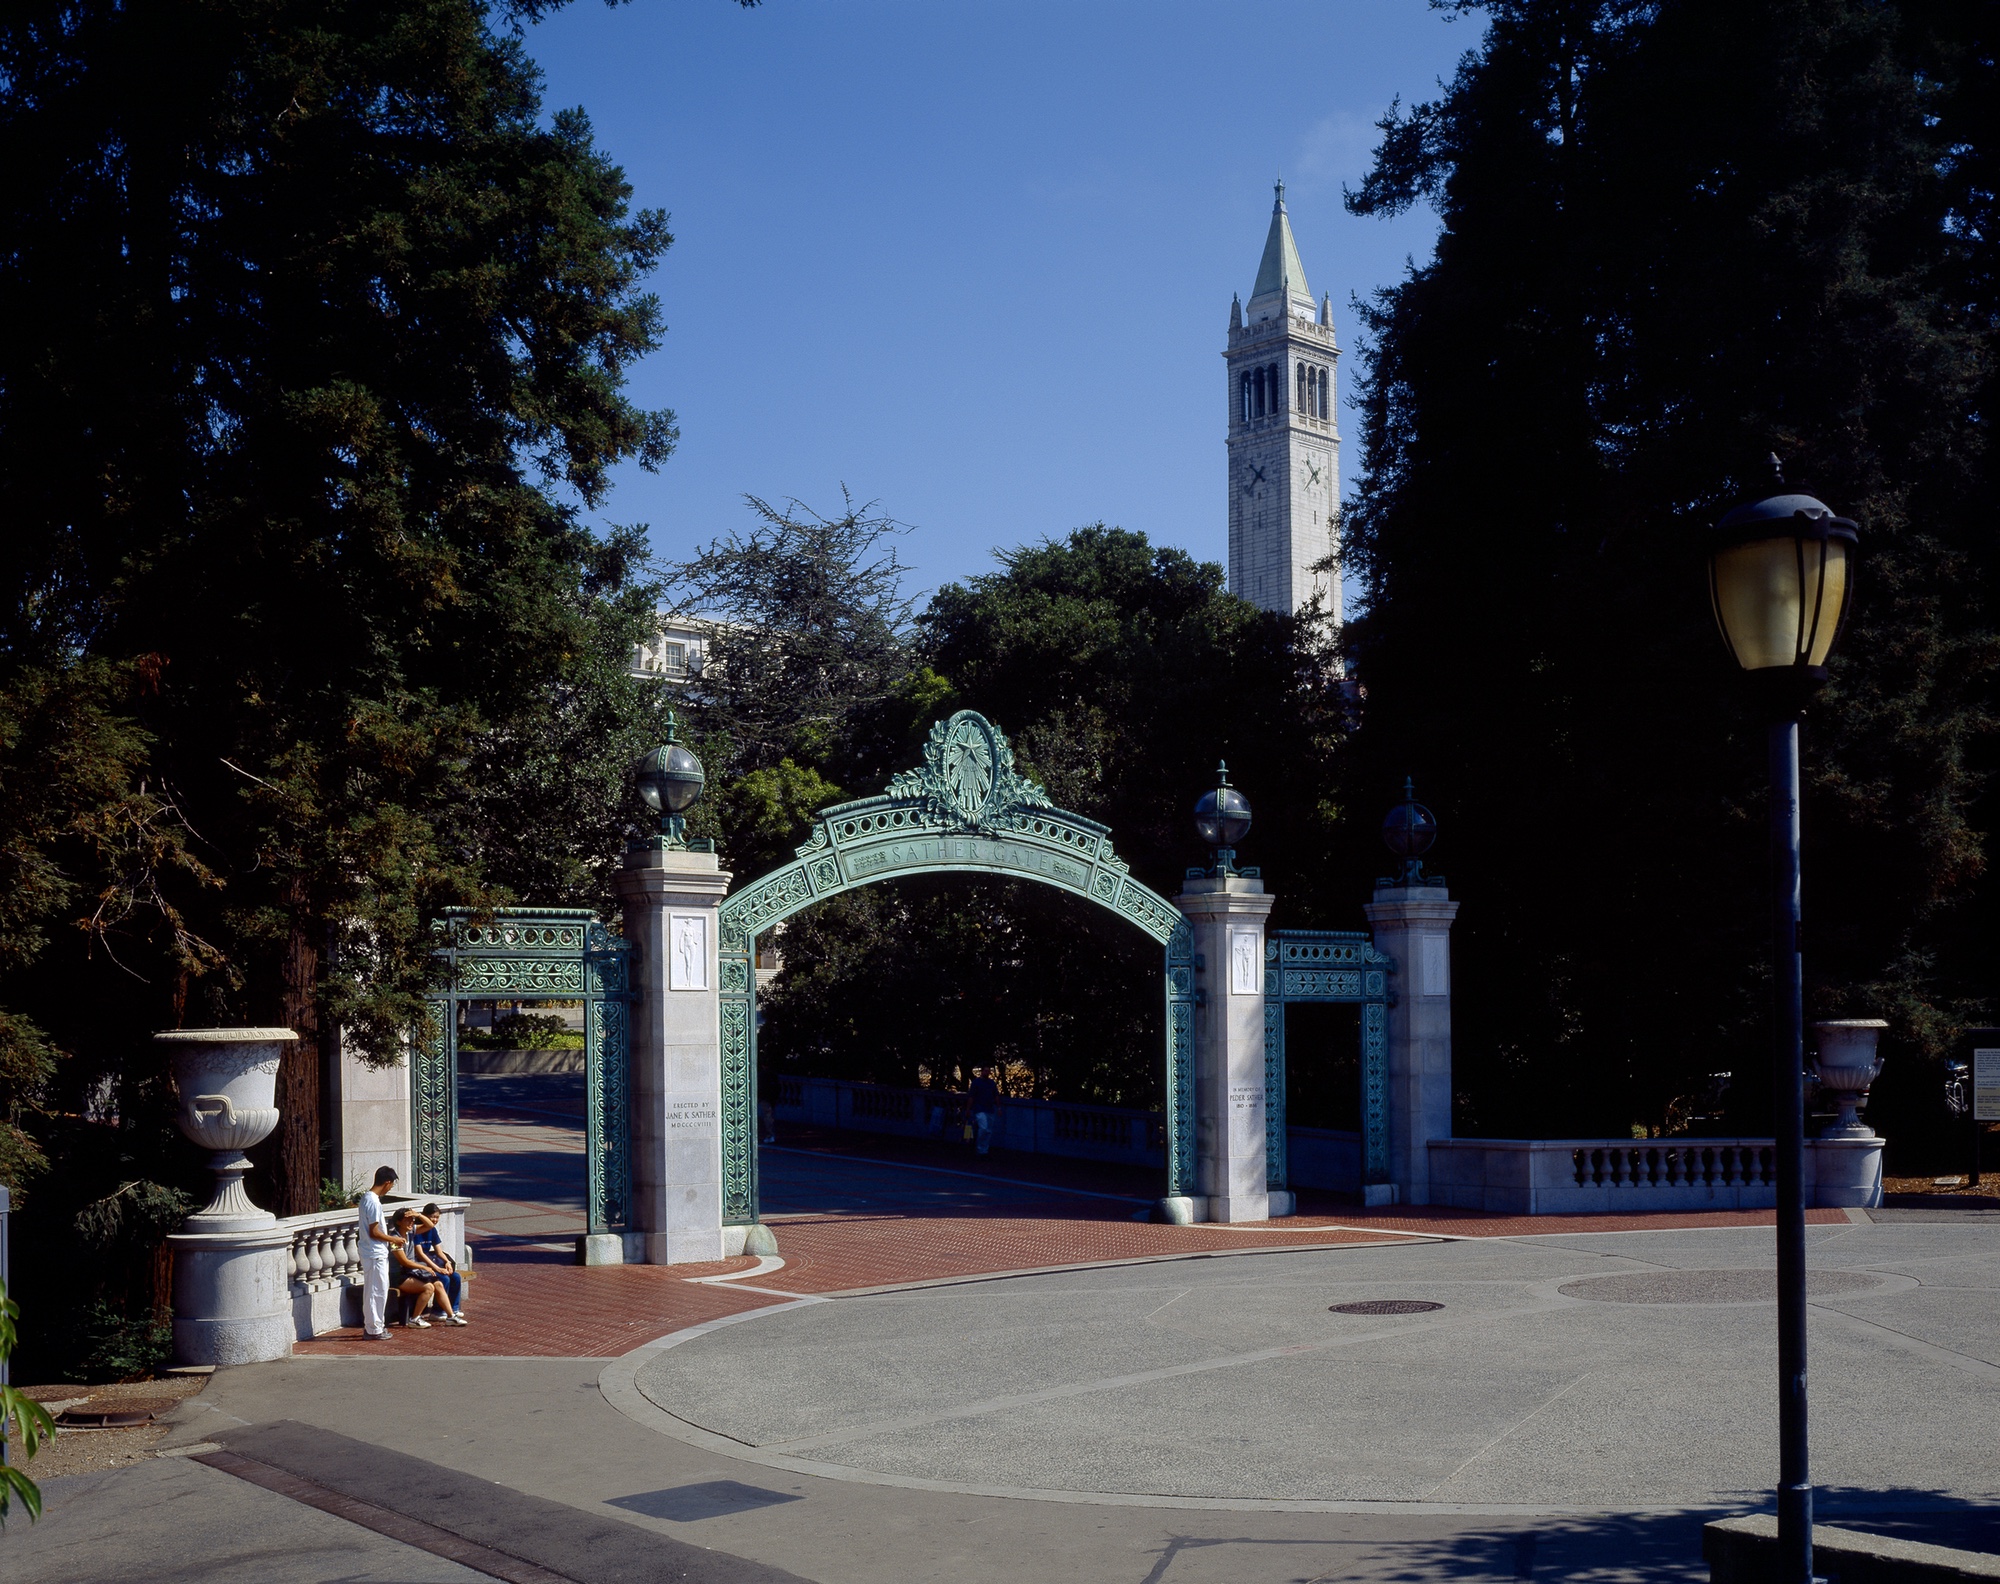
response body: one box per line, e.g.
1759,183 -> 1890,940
1429,1137 -> 1880,1213
1570,1140 -> 1775,1191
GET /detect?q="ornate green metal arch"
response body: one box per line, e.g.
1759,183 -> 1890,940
717,710 -> 1194,1223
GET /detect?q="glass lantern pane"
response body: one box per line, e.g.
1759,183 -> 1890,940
1803,537 -> 1850,667
1712,536 -> 1805,670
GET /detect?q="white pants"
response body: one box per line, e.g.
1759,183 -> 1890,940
363,1256 -> 391,1335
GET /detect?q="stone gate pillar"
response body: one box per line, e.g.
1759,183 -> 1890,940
1365,879 -> 1459,1207
1174,873 -> 1277,1223
614,845 -> 732,1265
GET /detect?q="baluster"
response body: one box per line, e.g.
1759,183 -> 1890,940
288,1231 -> 306,1284
299,1229 -> 319,1285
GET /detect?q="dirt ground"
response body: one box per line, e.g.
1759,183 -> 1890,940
1884,1173 -> 2000,1200
5,1373 -> 211,1482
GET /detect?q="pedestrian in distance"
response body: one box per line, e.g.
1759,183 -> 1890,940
358,1166 -> 404,1340
968,1064 -> 1001,1156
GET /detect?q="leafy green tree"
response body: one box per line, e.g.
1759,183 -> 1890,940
662,493 -> 943,879
921,526 -> 1347,899
1341,0 -> 1996,1145
0,0 -> 677,1224
763,878 -> 1161,1106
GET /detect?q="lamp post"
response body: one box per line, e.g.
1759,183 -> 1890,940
1380,778 -> 1440,885
1192,762 -> 1253,877
1707,455 -> 1858,1584
632,710 -> 709,852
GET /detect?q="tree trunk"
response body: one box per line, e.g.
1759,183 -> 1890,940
273,878 -> 322,1218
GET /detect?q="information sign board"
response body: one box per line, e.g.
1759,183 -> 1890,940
1976,1048 -> 2000,1123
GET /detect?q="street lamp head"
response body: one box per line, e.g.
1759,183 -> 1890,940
1380,777 -> 1439,886
1708,454 -> 1858,714
1193,762 -> 1253,876
633,711 -> 705,848
1194,762 -> 1253,849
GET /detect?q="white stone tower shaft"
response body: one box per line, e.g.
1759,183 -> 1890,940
1225,184 -> 1340,618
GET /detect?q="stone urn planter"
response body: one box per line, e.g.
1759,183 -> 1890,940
159,1027 -> 295,1231
1809,1019 -> 1888,1212
158,1028 -> 298,1366
1812,1019 -> 1888,1140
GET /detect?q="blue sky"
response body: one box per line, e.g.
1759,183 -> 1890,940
525,0 -> 1475,603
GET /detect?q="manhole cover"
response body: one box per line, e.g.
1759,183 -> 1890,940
1329,1299 -> 1444,1315
55,1408 -> 158,1428
1558,1269 -> 1882,1306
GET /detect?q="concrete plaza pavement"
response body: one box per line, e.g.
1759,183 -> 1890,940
12,1077 -> 1998,1582
619,1217 -> 2000,1513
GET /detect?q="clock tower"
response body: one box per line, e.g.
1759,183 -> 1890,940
1225,184 -> 1340,619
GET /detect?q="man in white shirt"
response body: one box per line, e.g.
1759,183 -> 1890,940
358,1165 -> 406,1340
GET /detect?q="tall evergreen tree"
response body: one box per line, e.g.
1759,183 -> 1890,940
1342,0 -> 1995,1144
0,0 -> 680,1230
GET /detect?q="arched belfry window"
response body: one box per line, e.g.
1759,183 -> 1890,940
1317,366 -> 1330,419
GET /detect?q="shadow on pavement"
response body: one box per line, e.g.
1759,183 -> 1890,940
1137,1494 -> 2000,1583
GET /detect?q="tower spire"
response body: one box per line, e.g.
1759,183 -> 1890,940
1246,180 -> 1313,324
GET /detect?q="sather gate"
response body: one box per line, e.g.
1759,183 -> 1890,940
714,711 -> 1194,1225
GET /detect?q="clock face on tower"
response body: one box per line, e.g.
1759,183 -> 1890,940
1304,457 -> 1324,489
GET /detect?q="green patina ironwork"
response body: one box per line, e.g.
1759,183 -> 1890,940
1264,930 -> 1395,1189
415,908 -> 634,1232
717,711 -> 1196,1223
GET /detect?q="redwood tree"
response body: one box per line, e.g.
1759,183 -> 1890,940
0,0 -> 681,1225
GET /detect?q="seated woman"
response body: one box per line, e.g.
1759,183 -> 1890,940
407,1204 -> 467,1324
388,1209 -> 450,1328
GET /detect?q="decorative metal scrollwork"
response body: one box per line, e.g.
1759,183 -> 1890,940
419,907 -> 634,1230
1263,929 -> 1397,1190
